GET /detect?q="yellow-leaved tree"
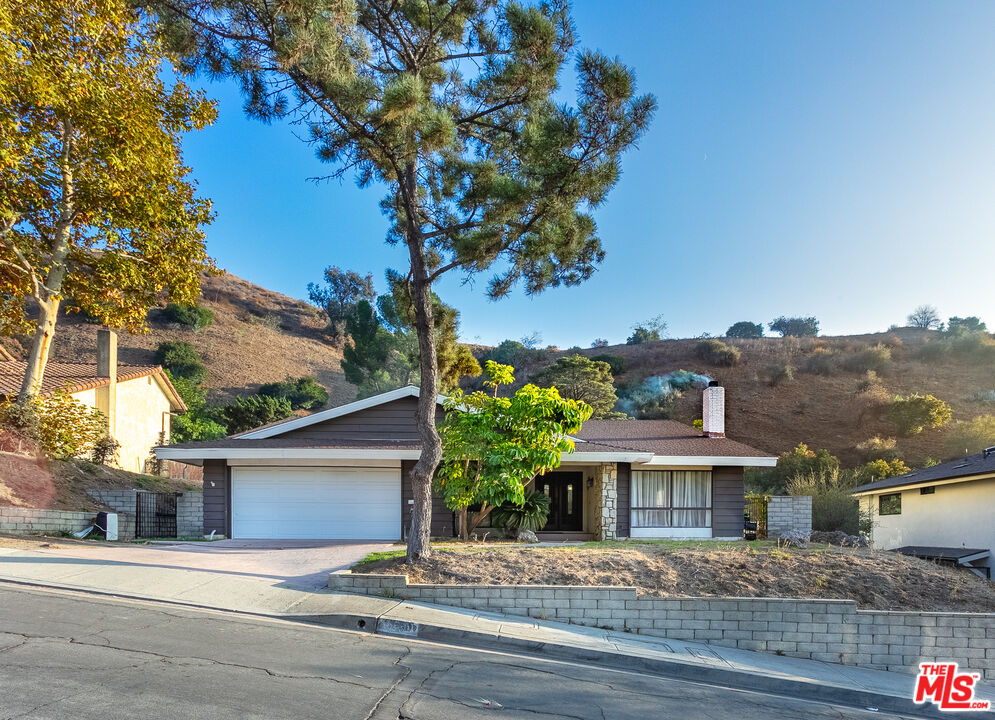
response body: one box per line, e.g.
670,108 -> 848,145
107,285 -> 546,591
0,0 -> 216,399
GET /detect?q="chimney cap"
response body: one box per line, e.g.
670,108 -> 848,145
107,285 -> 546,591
707,380 -> 720,387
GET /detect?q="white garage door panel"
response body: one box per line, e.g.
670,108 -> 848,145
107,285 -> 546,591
232,467 -> 401,539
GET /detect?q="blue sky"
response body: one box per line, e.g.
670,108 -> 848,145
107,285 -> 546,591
179,0 -> 995,347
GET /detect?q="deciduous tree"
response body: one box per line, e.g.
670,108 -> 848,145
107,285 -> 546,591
0,0 -> 216,399
307,267 -> 376,341
907,305 -> 942,330
152,0 -> 653,561
531,354 -> 621,418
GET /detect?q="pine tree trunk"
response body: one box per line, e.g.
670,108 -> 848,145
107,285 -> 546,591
403,161 -> 440,563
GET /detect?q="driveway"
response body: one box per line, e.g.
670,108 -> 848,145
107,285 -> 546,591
6,539 -> 393,590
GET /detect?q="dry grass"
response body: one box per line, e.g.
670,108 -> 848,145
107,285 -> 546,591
359,542 -> 995,612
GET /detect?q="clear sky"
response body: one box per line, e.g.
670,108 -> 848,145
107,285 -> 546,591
179,0 -> 995,347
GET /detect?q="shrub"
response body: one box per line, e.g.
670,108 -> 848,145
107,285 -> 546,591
945,415 -> 995,456
155,341 -> 207,383
767,363 -> 794,386
947,331 -> 995,361
888,393 -> 952,436
843,343 -> 892,373
787,468 -> 870,535
856,458 -> 910,482
970,389 -> 995,405
854,436 -> 898,461
750,443 -> 840,495
163,302 -> 213,330
258,376 -> 329,410
803,351 -> 836,375
769,316 -> 819,337
221,395 -> 293,434
33,392 -> 106,459
491,490 -> 552,533
90,435 -> 121,465
917,341 -> 950,363
0,399 -> 41,441
590,338 -> 609,348
694,338 -> 741,366
591,353 -> 626,376
855,370 -> 881,393
947,316 -> 987,334
626,315 -> 667,345
726,321 -> 763,338
483,339 -> 547,367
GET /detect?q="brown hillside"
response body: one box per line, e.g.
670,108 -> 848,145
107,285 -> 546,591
515,329 -> 995,467
8,272 -> 355,407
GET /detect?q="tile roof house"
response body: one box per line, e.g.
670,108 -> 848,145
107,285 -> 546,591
853,450 -> 995,571
157,382 -> 776,541
0,330 -> 185,473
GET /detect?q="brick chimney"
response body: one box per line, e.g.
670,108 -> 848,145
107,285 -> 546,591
702,381 -> 725,438
95,329 -> 117,438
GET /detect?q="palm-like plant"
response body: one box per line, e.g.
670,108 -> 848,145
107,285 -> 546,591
492,491 -> 552,533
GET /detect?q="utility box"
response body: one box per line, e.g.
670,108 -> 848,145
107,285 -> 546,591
96,512 -> 119,541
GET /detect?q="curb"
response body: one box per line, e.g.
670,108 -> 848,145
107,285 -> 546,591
0,575 -> 939,718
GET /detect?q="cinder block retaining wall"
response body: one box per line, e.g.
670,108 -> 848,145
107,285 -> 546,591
0,506 -> 134,540
86,489 -> 203,538
767,495 -> 813,537
330,572 -> 995,680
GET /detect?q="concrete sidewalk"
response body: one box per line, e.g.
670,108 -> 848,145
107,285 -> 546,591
0,547 -> 983,718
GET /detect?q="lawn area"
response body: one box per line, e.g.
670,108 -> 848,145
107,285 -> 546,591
353,540 -> 995,613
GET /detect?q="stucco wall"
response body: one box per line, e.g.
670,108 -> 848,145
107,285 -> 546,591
861,478 -> 995,564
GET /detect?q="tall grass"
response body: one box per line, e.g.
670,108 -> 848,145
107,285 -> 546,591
787,468 -> 871,535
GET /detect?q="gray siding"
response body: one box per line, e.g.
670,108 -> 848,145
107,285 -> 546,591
401,459 -> 455,538
202,459 -> 230,536
616,462 -> 631,538
712,467 -> 745,538
279,396 -> 443,442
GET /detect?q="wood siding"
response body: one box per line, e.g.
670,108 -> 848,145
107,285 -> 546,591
203,459 -> 230,536
712,467 -> 745,538
616,462 -> 631,538
401,459 -> 455,538
279,397 -> 443,442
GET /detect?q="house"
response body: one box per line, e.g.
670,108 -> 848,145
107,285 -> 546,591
0,329 -> 186,473
155,382 -> 776,541
853,451 -> 995,571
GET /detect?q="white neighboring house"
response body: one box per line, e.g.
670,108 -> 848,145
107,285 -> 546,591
0,329 -> 186,473
853,450 -> 995,573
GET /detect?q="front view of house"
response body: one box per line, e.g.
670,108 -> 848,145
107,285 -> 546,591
156,383 -> 775,541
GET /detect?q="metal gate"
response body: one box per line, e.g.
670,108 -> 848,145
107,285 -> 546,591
135,491 -> 178,538
744,493 -> 769,539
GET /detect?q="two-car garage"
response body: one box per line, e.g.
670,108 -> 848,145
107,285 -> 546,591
230,467 -> 402,540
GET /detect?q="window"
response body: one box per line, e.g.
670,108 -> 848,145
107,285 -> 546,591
631,471 -> 711,528
920,486 -> 935,495
879,493 -> 902,515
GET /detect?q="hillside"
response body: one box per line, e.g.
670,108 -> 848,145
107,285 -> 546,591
506,329 -> 995,467
6,272 -> 354,408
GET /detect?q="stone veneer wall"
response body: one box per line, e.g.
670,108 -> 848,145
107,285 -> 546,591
599,463 -> 617,540
330,572 -> 995,680
0,506 -> 134,540
86,489 -> 203,538
767,495 -> 812,537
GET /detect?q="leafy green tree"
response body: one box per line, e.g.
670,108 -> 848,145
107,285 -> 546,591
751,442 -> 840,494
531,355 -> 622,419
888,393 -> 952,437
484,339 -> 547,368
725,321 -> 763,338
627,315 -> 667,344
0,0 -> 215,400
907,305 -> 942,330
341,300 -> 406,397
437,361 -> 592,539
307,266 -> 376,341
946,316 -> 987,335
591,353 -> 626,375
168,373 -> 226,442
155,341 -> 207,384
154,0 -> 653,561
769,316 -> 819,337
258,376 -> 328,411
856,458 -> 911,483
222,395 -> 292,435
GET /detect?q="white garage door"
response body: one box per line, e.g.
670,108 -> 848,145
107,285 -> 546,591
231,467 -> 401,539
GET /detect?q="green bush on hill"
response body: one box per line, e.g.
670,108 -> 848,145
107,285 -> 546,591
843,344 -> 892,373
747,442 -> 840,495
787,468 -> 870,535
803,351 -> 836,375
694,338 -> 740,366
222,395 -> 293,435
888,393 -> 952,437
945,415 -> 995,457
163,302 -> 213,330
259,376 -> 328,410
590,353 -> 626,376
155,341 -> 207,384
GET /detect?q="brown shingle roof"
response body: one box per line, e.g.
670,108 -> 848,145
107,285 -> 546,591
573,419 -> 770,458
0,361 -> 185,410
164,438 -> 423,450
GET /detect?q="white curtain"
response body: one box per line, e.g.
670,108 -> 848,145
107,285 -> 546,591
631,471 -> 670,528
671,471 -> 711,527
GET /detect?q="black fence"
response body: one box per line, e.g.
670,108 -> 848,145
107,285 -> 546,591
135,492 -> 178,539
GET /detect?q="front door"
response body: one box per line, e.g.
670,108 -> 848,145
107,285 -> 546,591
538,472 -> 583,532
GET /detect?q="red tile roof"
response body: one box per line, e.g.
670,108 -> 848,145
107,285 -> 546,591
0,361 -> 185,410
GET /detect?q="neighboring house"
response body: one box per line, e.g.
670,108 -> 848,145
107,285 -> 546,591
0,329 -> 186,473
156,381 -> 775,541
854,451 -> 995,570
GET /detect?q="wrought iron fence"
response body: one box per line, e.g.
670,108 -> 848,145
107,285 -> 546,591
744,493 -> 769,539
135,491 -> 178,539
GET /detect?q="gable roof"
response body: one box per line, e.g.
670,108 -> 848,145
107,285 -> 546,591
853,450 -> 995,495
0,361 -> 186,411
236,385 -> 446,439
574,419 -> 772,461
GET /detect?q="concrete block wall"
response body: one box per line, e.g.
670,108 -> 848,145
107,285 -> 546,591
0,507 -> 134,541
767,495 -> 812,537
330,572 -> 995,680
86,489 -> 203,538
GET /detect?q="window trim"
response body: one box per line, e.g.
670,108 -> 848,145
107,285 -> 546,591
631,470 -> 712,529
879,492 -> 902,516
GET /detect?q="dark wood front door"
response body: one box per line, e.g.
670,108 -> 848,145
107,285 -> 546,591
538,472 -> 583,532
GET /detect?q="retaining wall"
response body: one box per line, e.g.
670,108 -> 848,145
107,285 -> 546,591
0,506 -> 134,540
86,489 -> 203,538
330,572 -> 995,680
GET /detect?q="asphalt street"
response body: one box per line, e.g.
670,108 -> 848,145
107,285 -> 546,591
0,584 -> 917,719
